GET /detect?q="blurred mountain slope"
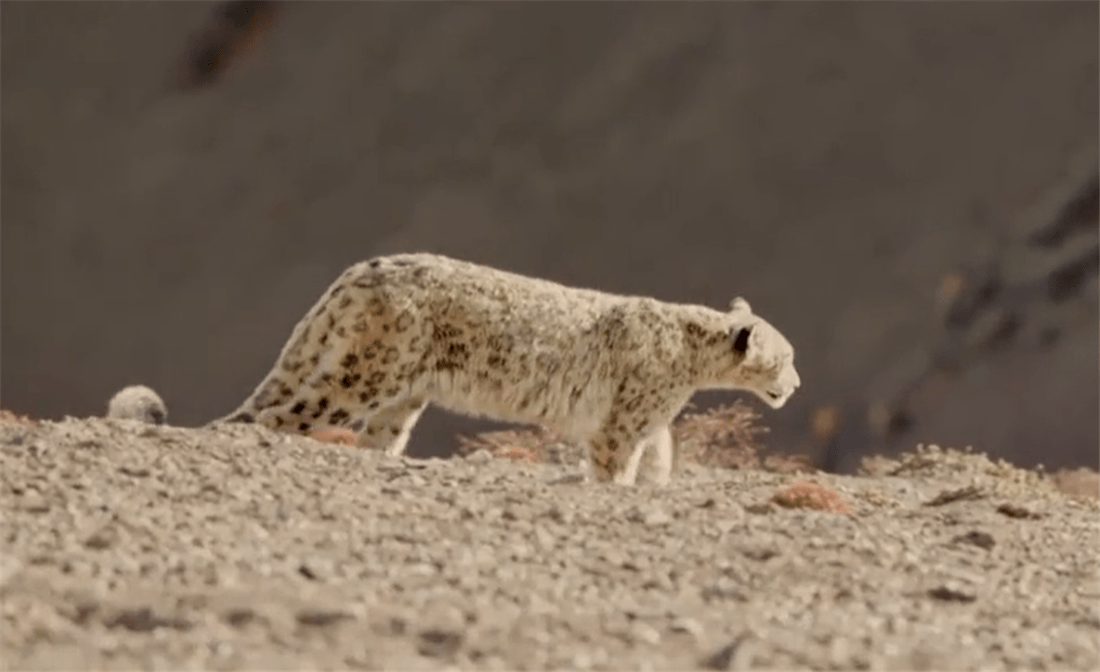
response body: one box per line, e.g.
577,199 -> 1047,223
2,2 -> 1096,470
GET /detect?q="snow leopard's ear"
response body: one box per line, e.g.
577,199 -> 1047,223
728,298 -> 755,355
731,324 -> 753,355
728,297 -> 752,314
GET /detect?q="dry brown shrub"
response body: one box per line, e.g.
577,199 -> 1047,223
456,426 -> 581,465
675,401 -> 812,472
673,401 -> 766,470
761,452 -> 818,474
771,481 -> 853,514
1049,467 -> 1100,501
495,446 -> 539,463
0,409 -> 37,426
456,401 -> 807,472
308,427 -> 357,446
858,453 -> 897,477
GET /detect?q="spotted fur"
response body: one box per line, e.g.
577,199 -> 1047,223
213,253 -> 801,485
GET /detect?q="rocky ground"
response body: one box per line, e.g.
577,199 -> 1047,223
1,417 -> 1097,671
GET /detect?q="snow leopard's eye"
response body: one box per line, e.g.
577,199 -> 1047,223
732,326 -> 752,354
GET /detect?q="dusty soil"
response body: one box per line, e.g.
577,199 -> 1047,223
1,418 -> 1097,671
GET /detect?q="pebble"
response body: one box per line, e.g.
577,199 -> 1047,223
670,617 -> 704,639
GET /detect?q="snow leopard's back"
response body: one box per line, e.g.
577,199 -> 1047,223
216,253 -> 669,439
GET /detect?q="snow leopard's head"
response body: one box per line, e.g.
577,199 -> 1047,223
720,297 -> 801,409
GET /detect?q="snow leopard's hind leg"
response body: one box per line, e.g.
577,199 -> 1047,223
623,426 -> 675,486
354,397 -> 428,456
586,425 -> 653,485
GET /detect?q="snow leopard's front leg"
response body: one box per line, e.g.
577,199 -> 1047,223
588,382 -> 686,485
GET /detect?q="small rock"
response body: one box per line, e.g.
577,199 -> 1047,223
548,505 -> 576,525
571,650 -> 595,670
701,582 -> 748,603
631,621 -> 662,645
83,529 -> 116,550
670,616 -> 704,639
703,633 -> 753,670
416,628 -> 464,658
996,503 -> 1042,519
71,601 -> 100,625
928,584 -> 977,603
924,485 -> 984,507
297,563 -> 321,581
952,530 -> 995,550
644,507 -> 672,526
386,616 -> 407,636
106,607 -> 192,632
466,449 -> 494,464
222,608 -> 257,628
0,556 -> 23,589
548,473 -> 587,485
741,546 -> 779,562
627,504 -> 672,526
20,493 -> 50,514
296,609 -> 354,627
600,547 -> 626,566
534,526 -> 558,551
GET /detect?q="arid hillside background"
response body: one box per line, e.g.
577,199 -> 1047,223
2,2 -> 1097,472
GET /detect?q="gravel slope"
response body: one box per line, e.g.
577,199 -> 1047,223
1,418 -> 1097,671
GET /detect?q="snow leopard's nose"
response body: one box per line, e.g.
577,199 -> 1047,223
782,365 -> 801,392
